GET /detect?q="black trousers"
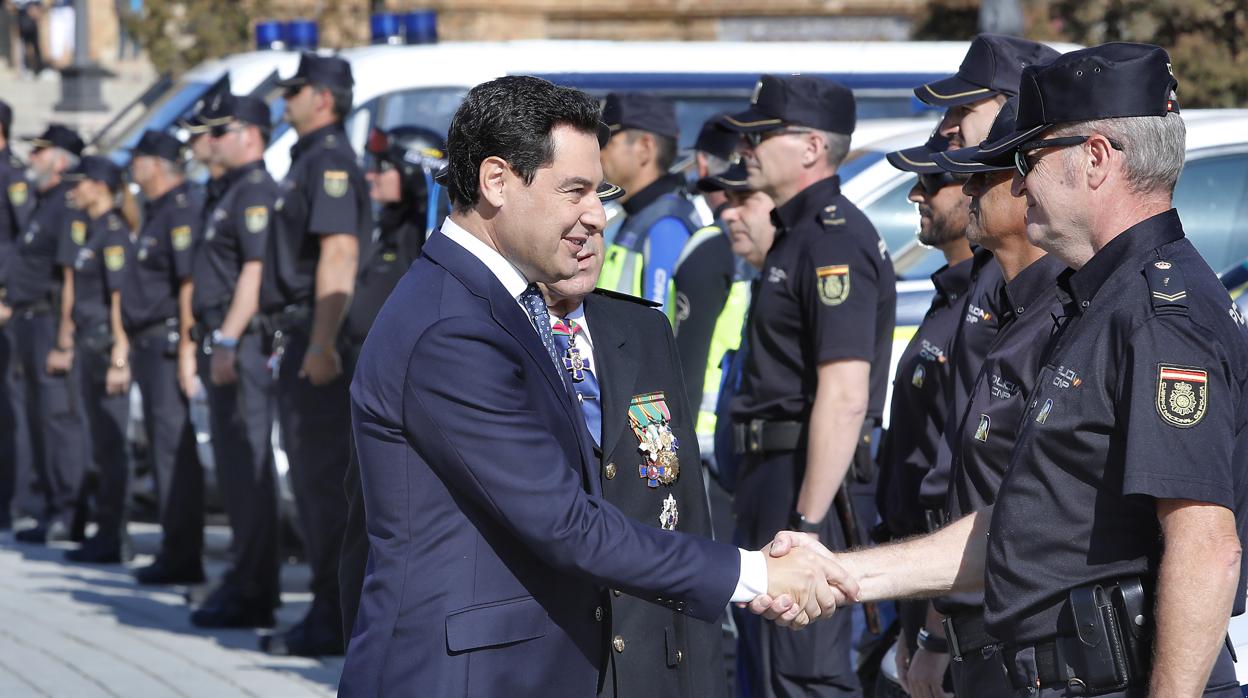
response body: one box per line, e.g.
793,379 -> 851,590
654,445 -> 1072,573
10,309 -> 86,523
78,328 -> 131,540
0,321 -> 31,524
131,327 -> 203,571
339,338 -> 366,645
275,327 -> 350,630
199,331 -> 279,606
734,448 -> 861,698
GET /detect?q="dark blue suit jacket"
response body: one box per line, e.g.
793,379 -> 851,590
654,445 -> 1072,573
340,232 -> 739,697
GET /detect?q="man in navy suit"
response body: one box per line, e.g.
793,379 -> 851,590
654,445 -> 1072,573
341,76 -> 854,696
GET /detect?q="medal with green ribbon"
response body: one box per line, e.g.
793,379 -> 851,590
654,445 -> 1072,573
629,392 -> 680,488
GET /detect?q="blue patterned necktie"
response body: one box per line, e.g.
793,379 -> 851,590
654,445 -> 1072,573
553,317 -> 602,446
519,284 -> 566,378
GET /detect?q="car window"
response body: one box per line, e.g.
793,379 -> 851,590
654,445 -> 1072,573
861,173 -> 920,256
376,87 -> 468,138
1172,152 -> 1248,272
105,79 -> 214,163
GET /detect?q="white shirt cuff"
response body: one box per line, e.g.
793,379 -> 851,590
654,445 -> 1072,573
729,549 -> 768,603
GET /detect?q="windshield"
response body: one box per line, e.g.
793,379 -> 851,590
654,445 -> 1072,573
104,78 -> 216,164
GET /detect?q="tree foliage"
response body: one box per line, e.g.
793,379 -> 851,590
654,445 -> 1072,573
124,0 -> 263,77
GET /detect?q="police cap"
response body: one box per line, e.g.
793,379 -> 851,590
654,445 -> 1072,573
132,130 -> 184,162
180,91 -> 235,133
601,93 -> 678,139
277,52 -> 354,92
224,95 -> 271,129
65,155 -> 124,191
694,113 -> 739,160
24,124 -> 85,156
696,161 -> 751,193
934,97 -> 1019,174
971,43 -> 1180,167
597,180 -> 625,202
916,34 -> 1061,107
723,75 -> 855,136
886,132 -> 952,174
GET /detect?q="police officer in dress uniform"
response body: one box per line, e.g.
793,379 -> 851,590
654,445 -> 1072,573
534,180 -> 729,698
123,129 -> 206,585
187,96 -> 283,628
259,52 -> 371,657
0,98 -> 37,529
725,75 -> 897,697
58,157 -> 134,563
339,124 -> 446,641
775,43 -> 1248,698
873,132 -> 973,697
598,93 -> 701,313
7,124 -> 89,543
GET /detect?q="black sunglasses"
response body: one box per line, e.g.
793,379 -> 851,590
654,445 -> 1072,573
745,128 -> 812,148
1013,135 -> 1125,179
917,171 -> 969,195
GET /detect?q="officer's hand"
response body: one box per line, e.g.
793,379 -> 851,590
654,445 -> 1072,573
905,647 -> 951,698
299,343 -> 342,386
892,637 -> 913,695
46,347 -> 73,375
0,302 -> 11,328
106,365 -> 130,396
750,541 -> 857,629
177,343 -> 199,398
210,346 -> 239,386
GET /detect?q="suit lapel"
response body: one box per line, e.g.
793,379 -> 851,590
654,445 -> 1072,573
585,295 -> 640,462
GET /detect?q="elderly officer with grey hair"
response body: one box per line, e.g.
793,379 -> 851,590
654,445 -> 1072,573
764,42 -> 1248,697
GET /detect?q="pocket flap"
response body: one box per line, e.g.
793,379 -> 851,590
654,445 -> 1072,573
446,596 -> 548,652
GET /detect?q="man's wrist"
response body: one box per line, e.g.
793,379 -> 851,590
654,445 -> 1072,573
916,628 -> 949,654
210,329 -> 239,349
789,511 -> 822,533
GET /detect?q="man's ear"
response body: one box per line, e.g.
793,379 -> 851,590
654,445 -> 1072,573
478,156 -> 509,208
1085,134 -> 1115,190
801,131 -> 825,168
637,132 -> 657,170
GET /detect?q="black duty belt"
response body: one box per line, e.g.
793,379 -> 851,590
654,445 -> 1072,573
732,419 -> 805,455
260,303 -> 313,335
131,317 -> 179,340
12,298 -> 54,316
942,610 -> 998,661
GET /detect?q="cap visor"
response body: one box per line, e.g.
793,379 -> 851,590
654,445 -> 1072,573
969,122 -> 1049,168
597,181 -> 625,203
721,108 -> 783,133
914,75 -> 994,108
275,76 -> 307,89
885,144 -> 945,174
63,172 -> 86,181
934,146 -> 1011,174
23,136 -> 52,148
433,165 -> 448,186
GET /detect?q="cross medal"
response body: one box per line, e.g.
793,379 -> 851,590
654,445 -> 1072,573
562,335 -> 587,382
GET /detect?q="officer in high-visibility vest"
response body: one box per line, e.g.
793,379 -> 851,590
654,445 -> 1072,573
597,93 -> 700,314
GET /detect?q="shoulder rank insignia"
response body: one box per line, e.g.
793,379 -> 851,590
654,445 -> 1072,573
245,206 -> 269,234
816,264 -> 850,306
629,392 -> 680,487
1156,365 -> 1207,428
7,181 -> 28,207
107,215 -> 121,231
171,225 -> 192,251
1145,259 -> 1188,314
820,204 -> 846,227
323,170 -> 348,198
71,220 -> 87,246
659,494 -> 679,531
103,245 -> 125,272
175,192 -> 188,208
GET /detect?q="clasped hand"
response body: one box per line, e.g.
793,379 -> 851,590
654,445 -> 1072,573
747,532 -> 859,630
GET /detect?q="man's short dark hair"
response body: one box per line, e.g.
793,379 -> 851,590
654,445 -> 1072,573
446,76 -> 601,211
316,84 -> 353,122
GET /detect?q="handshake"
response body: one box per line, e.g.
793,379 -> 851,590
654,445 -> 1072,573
746,532 -> 860,630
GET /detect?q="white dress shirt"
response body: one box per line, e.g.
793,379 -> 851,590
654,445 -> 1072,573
436,219 -> 768,603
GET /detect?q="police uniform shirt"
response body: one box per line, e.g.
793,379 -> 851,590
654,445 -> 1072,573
731,175 -> 897,423
5,181 -> 77,308
260,124 -> 371,313
58,210 -> 129,329
933,253 -> 1065,614
119,181 -> 201,332
917,247 -> 1006,510
0,148 -> 35,290
191,161 -> 277,322
672,225 -> 735,420
985,210 -> 1248,645
877,256 -> 973,538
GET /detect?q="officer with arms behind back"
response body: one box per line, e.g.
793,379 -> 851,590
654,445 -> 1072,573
260,52 -> 371,657
766,43 -> 1248,698
724,74 -> 897,698
123,129 -> 206,585
188,96 -> 283,629
598,93 -> 701,314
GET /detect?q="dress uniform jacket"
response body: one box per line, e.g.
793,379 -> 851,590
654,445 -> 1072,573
341,230 -> 738,697
985,210 -> 1247,692
584,290 -> 728,698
